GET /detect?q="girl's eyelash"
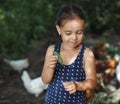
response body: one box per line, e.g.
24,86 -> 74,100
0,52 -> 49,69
63,30 -> 83,35
78,32 -> 82,34
77,31 -> 83,34
65,32 -> 71,35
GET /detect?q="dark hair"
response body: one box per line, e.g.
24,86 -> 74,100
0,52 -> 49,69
56,4 -> 86,26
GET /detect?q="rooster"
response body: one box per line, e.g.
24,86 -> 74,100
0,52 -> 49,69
21,70 -> 48,97
116,60 -> 120,84
3,58 -> 30,73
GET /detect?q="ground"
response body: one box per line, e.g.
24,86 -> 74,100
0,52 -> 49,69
0,33 -> 120,104
0,37 -> 57,104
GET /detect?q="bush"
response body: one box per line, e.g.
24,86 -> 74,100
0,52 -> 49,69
0,0 -> 119,56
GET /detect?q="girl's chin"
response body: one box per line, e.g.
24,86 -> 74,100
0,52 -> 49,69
69,43 -> 81,48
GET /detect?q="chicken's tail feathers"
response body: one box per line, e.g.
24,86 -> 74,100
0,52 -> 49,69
21,70 -> 35,94
21,70 -> 31,82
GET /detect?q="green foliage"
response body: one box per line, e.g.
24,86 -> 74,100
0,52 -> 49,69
0,0 -> 120,57
78,0 -> 120,34
53,51 -> 63,65
88,93 -> 102,104
107,44 -> 119,57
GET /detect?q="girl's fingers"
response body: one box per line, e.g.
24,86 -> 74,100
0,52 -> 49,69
50,56 -> 58,62
63,82 -> 74,87
52,55 -> 58,60
69,89 -> 76,94
63,82 -> 76,94
48,55 -> 58,69
64,86 -> 76,94
64,85 -> 74,91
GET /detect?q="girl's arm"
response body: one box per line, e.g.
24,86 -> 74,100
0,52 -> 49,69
76,47 -> 97,91
41,45 -> 58,84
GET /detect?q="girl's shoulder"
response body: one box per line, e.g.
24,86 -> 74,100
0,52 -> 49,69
84,47 -> 94,58
47,42 -> 61,51
47,44 -> 55,50
47,44 -> 55,52
84,47 -> 93,52
46,44 -> 56,56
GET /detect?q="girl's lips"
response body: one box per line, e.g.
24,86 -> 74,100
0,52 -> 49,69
70,41 -> 77,44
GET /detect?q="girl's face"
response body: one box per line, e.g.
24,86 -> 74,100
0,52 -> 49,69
56,19 -> 85,49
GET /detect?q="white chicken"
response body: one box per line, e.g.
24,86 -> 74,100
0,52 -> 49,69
21,70 -> 48,97
116,60 -> 120,84
3,58 -> 29,72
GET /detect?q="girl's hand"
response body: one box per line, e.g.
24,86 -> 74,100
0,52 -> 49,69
63,81 -> 77,94
47,55 -> 58,70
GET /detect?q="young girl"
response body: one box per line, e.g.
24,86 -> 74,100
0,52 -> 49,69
41,4 -> 96,104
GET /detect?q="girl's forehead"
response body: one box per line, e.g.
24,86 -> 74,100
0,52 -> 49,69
61,19 -> 85,29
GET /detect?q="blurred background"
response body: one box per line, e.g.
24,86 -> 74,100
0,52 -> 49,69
0,0 -> 120,104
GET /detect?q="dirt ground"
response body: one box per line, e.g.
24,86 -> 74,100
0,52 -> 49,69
0,33 -> 120,104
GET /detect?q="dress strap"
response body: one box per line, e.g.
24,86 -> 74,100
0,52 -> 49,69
54,43 -> 61,53
78,45 -> 86,62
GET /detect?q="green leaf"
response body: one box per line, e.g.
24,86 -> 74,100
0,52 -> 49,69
53,51 -> 63,65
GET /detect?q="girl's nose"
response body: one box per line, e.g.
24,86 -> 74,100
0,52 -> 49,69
73,34 -> 77,40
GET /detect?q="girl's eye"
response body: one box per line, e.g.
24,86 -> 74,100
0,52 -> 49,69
77,31 -> 83,35
65,32 -> 71,35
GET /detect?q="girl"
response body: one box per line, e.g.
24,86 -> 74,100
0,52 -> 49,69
41,4 -> 96,104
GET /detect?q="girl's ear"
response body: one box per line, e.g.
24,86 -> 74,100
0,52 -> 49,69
56,25 -> 61,35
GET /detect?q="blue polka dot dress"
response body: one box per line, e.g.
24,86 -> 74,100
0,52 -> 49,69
45,43 -> 86,104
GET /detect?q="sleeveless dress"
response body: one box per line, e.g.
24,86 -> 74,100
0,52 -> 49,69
45,43 -> 86,104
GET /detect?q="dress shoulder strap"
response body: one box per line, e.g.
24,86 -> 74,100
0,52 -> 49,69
79,45 -> 86,61
54,43 -> 61,53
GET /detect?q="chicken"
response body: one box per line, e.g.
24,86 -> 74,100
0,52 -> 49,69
3,58 -> 29,73
21,70 -> 48,97
116,61 -> 120,83
105,54 -> 119,76
105,59 -> 117,76
96,54 -> 119,76
93,43 -> 110,59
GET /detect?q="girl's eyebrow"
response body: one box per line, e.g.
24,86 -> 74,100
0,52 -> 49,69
63,30 -> 71,32
63,29 -> 83,32
60,28 -> 71,32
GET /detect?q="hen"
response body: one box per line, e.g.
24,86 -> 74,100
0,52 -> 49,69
3,58 -> 29,73
96,54 -> 119,76
116,61 -> 120,83
21,70 -> 48,97
93,43 -> 110,59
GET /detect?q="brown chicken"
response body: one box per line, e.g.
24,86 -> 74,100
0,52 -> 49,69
93,43 -> 110,59
105,58 -> 118,76
96,57 -> 118,76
